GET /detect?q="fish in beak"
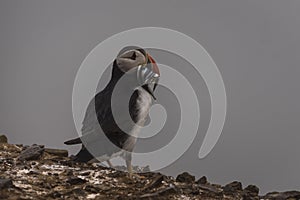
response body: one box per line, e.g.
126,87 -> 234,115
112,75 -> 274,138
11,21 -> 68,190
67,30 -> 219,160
137,53 -> 160,100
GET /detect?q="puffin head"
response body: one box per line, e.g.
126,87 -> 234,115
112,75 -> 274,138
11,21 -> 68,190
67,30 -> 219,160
116,49 -> 147,72
114,47 -> 160,99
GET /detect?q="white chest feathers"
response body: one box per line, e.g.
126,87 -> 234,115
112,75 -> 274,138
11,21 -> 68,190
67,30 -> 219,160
136,87 -> 153,123
127,87 -> 152,138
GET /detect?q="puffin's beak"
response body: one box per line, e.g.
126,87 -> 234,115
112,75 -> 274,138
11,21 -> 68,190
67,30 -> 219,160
137,53 -> 160,100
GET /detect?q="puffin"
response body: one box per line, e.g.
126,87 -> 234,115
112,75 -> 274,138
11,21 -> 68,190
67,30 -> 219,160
64,47 -> 160,176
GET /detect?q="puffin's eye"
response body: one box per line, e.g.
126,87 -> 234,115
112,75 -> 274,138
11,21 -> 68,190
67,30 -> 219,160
130,51 -> 136,60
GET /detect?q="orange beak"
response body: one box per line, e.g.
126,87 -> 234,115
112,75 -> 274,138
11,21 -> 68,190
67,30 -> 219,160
147,53 -> 160,76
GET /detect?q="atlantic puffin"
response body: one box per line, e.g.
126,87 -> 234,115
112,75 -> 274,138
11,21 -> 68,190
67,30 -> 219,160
64,47 -> 160,176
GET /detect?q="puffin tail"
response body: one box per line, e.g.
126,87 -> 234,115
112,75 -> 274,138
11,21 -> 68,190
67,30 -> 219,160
64,137 -> 82,145
65,137 -> 95,163
72,147 -> 94,163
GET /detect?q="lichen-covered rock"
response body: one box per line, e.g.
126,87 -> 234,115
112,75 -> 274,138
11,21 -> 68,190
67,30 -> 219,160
44,148 -> 68,157
223,181 -> 243,194
176,172 -> 195,183
66,176 -> 87,185
244,184 -> 259,195
196,175 -> 208,184
263,191 -> 300,199
17,144 -> 44,161
0,137 -> 299,200
242,185 -> 260,200
0,178 -> 12,189
0,135 -> 8,143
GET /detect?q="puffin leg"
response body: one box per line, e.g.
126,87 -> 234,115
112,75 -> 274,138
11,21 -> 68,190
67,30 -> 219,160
106,160 -> 114,168
125,152 -> 134,178
126,158 -> 133,177
124,153 -> 143,179
125,158 -> 145,179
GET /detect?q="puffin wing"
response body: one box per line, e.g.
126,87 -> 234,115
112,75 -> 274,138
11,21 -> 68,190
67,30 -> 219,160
65,89 -> 113,145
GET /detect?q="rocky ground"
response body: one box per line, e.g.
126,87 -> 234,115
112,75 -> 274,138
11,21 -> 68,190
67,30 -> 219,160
0,135 -> 299,200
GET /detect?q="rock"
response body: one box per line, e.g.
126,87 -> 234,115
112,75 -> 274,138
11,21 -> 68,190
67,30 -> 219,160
242,194 -> 259,200
223,181 -> 243,194
84,185 -> 98,193
44,148 -> 68,157
158,184 -> 178,195
263,191 -> 300,199
176,172 -> 195,183
196,176 -> 207,184
244,184 -> 259,195
139,184 -> 178,198
17,144 -> 44,161
144,174 -> 168,191
2,140 -> 300,200
198,184 -> 223,194
242,185 -> 259,200
66,177 -> 87,185
132,165 -> 151,173
28,170 -> 40,175
47,191 -> 62,198
0,135 -> 8,143
142,165 -> 151,172
65,169 -> 74,176
78,170 -> 91,176
0,157 -> 14,165
64,188 -> 86,196
0,178 -> 13,189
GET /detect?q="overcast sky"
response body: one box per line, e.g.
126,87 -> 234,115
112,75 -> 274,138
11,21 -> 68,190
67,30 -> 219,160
1,0 -> 300,194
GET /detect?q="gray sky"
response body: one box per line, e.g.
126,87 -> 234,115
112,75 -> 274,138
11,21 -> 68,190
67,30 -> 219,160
1,0 -> 300,194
